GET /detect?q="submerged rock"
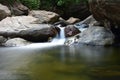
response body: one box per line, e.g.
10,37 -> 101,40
0,4 -> 11,21
4,38 -> 31,47
78,26 -> 115,46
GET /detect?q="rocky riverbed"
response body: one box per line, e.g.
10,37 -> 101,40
0,0 -> 120,47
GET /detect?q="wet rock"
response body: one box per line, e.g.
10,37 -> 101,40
0,36 -> 7,45
78,26 -> 114,46
29,10 -> 59,24
65,25 -> 80,37
4,38 -> 31,47
74,23 -> 89,32
0,16 -> 57,42
53,20 -> 69,27
0,4 -> 11,21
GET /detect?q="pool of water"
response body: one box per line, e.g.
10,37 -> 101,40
0,45 -> 120,80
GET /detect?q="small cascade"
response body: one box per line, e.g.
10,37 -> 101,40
51,25 -> 66,44
59,27 -> 65,39
24,25 -> 66,48
74,23 -> 88,32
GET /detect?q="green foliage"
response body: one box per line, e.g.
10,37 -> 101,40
19,0 -> 40,9
0,0 -> 88,10
57,0 -> 88,6
57,0 -> 64,6
39,0 -> 88,10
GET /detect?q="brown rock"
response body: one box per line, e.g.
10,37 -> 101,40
0,4 -> 11,21
29,10 -> 60,24
89,0 -> 120,27
89,0 -> 120,44
12,1 -> 29,16
66,17 -> 80,24
65,25 -> 80,37
0,0 -> 29,16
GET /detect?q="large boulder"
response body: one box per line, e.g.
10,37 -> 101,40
0,16 -> 57,42
78,26 -> 115,46
65,25 -> 80,37
29,10 -> 60,24
89,0 -> 120,27
4,38 -> 31,47
0,4 -> 11,21
89,0 -> 120,44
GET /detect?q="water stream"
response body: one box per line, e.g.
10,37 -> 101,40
25,25 -> 66,48
0,46 -> 120,80
0,24 -> 120,80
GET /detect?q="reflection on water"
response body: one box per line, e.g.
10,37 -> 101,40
0,45 -> 120,80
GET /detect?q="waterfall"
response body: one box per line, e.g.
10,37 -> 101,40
24,25 -> 66,48
51,25 -> 66,44
59,27 -> 65,39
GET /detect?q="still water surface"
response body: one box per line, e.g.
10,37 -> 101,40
0,45 -> 120,80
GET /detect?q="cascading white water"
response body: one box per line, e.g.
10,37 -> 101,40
59,27 -> 65,39
24,25 -> 66,48
51,25 -> 65,44
74,23 -> 88,32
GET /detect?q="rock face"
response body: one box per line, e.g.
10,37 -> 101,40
0,16 -> 57,42
29,10 -> 60,24
89,0 -> 120,27
0,4 -> 11,21
89,0 -> 120,44
78,26 -> 114,46
4,38 -> 31,47
65,25 -> 80,37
